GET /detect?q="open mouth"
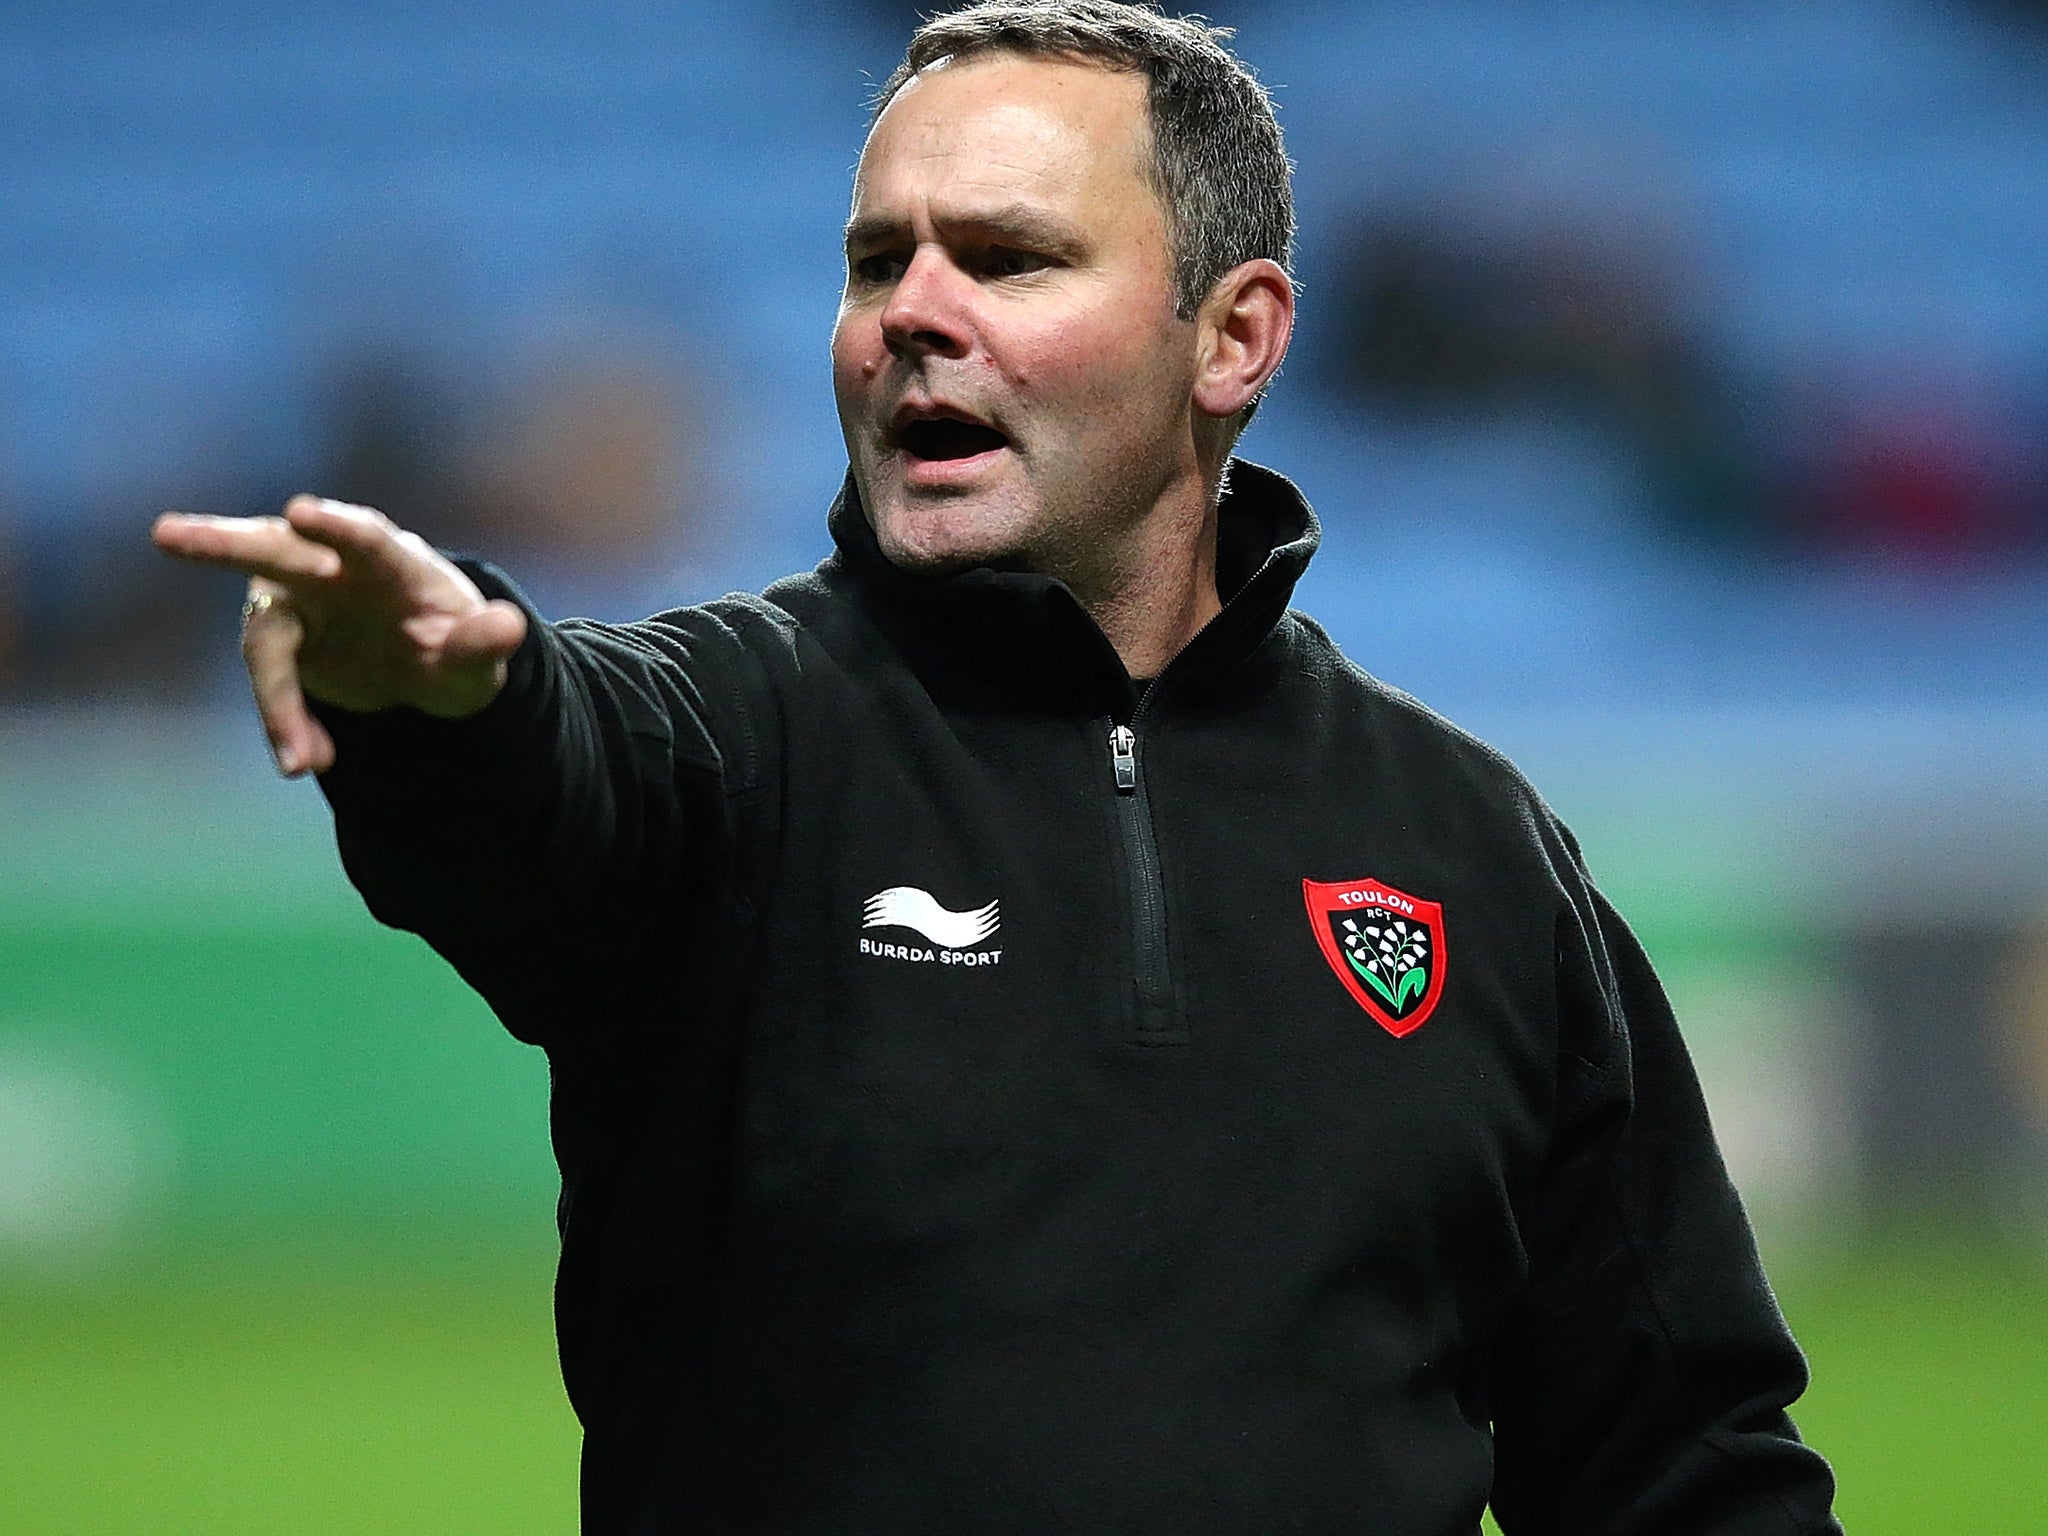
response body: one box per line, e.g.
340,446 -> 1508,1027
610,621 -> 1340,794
894,414 -> 1011,463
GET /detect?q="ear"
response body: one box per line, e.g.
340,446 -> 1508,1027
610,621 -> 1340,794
1191,259 -> 1294,421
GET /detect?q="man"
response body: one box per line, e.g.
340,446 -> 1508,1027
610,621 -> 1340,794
155,3 -> 1843,1532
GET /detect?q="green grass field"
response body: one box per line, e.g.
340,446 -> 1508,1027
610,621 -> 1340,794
2,1231 -> 2039,1533
1,1238 -> 576,1536
1776,1238 -> 2048,1530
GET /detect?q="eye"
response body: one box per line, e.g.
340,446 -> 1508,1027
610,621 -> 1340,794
983,247 -> 1051,279
851,252 -> 907,285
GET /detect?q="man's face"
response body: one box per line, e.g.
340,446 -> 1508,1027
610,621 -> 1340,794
832,53 -> 1199,578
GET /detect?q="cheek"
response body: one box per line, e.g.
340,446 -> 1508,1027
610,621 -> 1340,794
1011,309 -> 1171,413
830,314 -> 880,392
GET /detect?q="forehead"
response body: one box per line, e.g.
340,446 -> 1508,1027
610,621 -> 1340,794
854,53 -> 1155,212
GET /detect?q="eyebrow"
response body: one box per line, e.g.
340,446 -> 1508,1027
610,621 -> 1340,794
842,204 -> 1087,257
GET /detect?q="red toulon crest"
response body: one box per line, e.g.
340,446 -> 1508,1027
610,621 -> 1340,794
1302,877 -> 1446,1038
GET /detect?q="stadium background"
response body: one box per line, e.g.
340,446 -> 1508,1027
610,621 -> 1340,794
4,0 -> 2046,1528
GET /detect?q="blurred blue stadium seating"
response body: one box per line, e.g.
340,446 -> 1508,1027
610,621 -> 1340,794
0,0 -> 2044,711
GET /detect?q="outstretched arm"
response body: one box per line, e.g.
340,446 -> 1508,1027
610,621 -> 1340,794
154,493 -> 772,1049
152,495 -> 528,775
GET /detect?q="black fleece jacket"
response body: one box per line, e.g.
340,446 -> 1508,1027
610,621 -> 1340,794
315,460 -> 1841,1535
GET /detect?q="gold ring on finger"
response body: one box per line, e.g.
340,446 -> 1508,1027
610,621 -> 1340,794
242,590 -> 278,624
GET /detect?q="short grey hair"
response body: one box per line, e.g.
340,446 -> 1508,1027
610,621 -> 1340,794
872,0 -> 1294,324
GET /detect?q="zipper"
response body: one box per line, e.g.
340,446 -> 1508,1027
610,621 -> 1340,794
1107,718 -> 1181,1042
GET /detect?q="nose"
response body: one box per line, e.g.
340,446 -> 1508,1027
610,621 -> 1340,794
879,245 -> 972,361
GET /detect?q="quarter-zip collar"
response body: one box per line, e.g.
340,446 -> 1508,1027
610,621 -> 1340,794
817,457 -> 1322,716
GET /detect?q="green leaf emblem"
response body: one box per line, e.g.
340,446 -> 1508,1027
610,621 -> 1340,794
1335,909 -> 1432,1019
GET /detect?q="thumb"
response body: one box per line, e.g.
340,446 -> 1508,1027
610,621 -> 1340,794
439,598 -> 528,668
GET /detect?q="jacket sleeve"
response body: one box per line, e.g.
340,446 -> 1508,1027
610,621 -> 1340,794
311,562 -> 771,1047
1487,825 -> 1842,1535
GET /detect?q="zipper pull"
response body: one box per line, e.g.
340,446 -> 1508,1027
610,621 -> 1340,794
1108,724 -> 1137,793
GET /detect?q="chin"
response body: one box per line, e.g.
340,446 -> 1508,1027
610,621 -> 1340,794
870,493 -> 1033,575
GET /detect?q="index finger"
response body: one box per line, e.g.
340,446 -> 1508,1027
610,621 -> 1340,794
153,512 -> 345,585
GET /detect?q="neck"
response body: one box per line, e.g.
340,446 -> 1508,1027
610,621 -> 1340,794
1067,475 -> 1224,680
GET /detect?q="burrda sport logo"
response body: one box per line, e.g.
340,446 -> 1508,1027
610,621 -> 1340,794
860,886 -> 1003,968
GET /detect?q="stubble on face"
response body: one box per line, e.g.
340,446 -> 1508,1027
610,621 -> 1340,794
831,55 -> 1208,600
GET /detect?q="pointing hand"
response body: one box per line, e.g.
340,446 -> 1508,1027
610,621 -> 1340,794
152,495 -> 528,776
